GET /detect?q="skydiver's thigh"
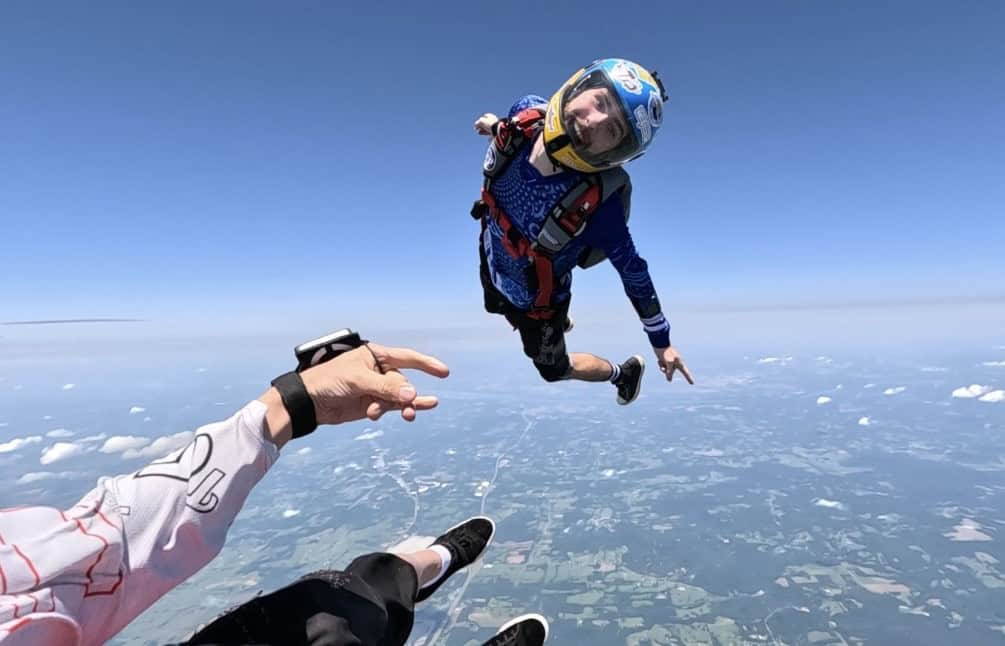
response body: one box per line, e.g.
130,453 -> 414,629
515,315 -> 567,367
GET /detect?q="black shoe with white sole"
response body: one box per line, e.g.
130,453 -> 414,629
480,613 -> 549,646
415,516 -> 495,602
614,355 -> 645,405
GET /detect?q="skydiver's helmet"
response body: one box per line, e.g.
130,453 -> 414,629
543,58 -> 668,173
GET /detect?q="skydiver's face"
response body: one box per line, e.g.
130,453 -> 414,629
562,88 -> 628,156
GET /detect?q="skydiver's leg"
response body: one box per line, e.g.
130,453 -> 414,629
568,352 -> 617,381
181,554 -> 419,646
512,302 -> 613,384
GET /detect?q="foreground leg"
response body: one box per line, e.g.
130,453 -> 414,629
415,516 -> 496,602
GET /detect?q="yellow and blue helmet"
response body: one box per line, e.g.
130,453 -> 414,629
543,58 -> 668,173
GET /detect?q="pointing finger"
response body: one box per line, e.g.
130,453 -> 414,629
366,344 -> 450,378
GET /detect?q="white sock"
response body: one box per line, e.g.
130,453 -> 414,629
609,362 -> 622,383
419,544 -> 452,589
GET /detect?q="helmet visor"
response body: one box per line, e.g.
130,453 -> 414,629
559,69 -> 641,168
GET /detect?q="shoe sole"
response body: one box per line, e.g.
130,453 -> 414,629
617,355 -> 646,406
496,612 -> 550,641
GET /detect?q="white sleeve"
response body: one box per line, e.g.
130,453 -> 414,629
0,400 -> 280,646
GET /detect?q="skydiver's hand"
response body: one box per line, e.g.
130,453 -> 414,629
654,346 -> 694,384
260,343 -> 449,447
474,112 -> 499,135
302,343 -> 449,425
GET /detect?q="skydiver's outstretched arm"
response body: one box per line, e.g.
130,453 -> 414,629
582,198 -> 695,385
0,341 -> 449,646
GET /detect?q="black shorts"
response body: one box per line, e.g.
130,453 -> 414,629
480,246 -> 571,381
179,552 -> 417,646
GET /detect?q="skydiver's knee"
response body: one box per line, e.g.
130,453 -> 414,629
534,360 -> 571,382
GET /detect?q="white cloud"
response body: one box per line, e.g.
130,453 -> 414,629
0,422 -> 7,428
858,417 -> 871,426
864,383 -> 876,389
80,433 -> 107,443
62,383 -> 76,391
354,429 -> 383,441
282,509 -> 301,518
0,436 -> 42,454
296,447 -> 312,455
952,384 -> 991,399
979,390 -> 1004,403
122,432 -> 193,459
816,396 -> 832,405
129,406 -> 146,415
40,442 -> 87,465
100,436 -> 151,454
757,356 -> 792,364
46,428 -> 75,438
883,386 -> 906,396
982,361 -> 1005,367
814,498 -> 845,510
16,471 -> 79,485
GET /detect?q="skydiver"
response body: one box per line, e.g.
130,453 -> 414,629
472,58 -> 695,403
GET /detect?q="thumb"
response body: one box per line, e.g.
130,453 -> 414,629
357,371 -> 416,404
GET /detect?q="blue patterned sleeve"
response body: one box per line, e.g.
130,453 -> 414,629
508,95 -> 549,117
582,194 -> 672,348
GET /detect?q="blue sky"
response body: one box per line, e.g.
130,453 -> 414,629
2,1 -> 1003,346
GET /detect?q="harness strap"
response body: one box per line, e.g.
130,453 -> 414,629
480,188 -> 557,320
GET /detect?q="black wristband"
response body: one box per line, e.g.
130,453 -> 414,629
270,371 -> 317,439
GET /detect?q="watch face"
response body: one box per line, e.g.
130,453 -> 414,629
294,329 -> 362,369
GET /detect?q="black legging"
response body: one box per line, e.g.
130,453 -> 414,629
180,552 -> 418,646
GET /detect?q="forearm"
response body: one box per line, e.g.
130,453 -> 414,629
105,400 -> 280,634
0,401 -> 281,645
614,256 -> 671,348
630,294 -> 671,348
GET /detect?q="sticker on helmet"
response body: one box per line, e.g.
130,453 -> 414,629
484,145 -> 497,172
648,91 -> 663,127
610,61 -> 643,95
634,105 -> 652,144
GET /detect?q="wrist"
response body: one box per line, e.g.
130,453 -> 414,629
264,370 -> 319,447
258,387 -> 293,449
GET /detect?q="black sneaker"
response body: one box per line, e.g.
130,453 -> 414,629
415,516 -> 495,602
614,355 -> 645,405
481,613 -> 549,646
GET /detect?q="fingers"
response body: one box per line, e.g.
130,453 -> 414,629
659,355 -> 695,385
677,360 -> 695,385
666,360 -> 695,384
355,368 -> 416,404
366,343 -> 450,378
366,395 -> 439,422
